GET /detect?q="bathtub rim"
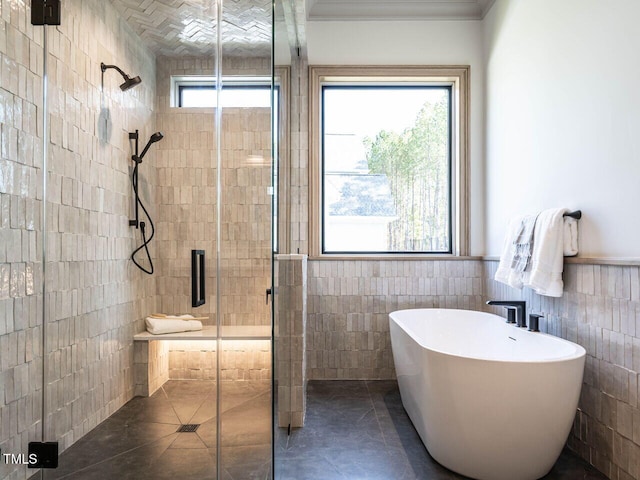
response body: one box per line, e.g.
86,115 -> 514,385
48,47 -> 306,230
389,308 -> 586,364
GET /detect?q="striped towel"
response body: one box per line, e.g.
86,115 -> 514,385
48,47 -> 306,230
511,214 -> 538,273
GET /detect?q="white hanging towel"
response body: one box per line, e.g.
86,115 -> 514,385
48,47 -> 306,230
495,215 -> 527,289
524,208 -> 570,297
145,314 -> 203,335
563,216 -> 579,256
495,209 -> 579,295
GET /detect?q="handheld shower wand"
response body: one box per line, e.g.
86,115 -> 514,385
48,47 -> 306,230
129,130 -> 164,275
136,132 -> 164,163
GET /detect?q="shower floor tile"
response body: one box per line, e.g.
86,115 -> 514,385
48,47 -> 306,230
275,380 -> 608,480
43,379 -> 606,480
47,380 -> 271,480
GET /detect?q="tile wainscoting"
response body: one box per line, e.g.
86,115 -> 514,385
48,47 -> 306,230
485,260 -> 640,480
306,259 -> 484,380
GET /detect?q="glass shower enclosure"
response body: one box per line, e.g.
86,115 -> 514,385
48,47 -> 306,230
28,0 -> 277,478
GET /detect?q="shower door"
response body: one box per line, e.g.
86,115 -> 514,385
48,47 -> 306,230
41,0 -> 160,477
34,0 -> 274,479
216,0 -> 274,477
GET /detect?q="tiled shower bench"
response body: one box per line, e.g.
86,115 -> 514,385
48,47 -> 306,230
133,325 -> 271,396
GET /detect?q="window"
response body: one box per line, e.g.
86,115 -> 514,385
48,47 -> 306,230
171,76 -> 274,108
310,66 -> 470,256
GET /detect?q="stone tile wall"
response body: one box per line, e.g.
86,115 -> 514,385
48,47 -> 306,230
154,56 -> 272,328
0,3 -> 44,479
219,105 -> 272,328
134,339 -> 270,396
168,341 -> 272,382
155,56 -> 217,322
41,0 -> 157,455
287,56 -> 308,255
168,341 -> 217,380
219,340 -> 271,381
49,0 -> 157,447
484,261 -> 640,480
1,1 -> 157,478
275,254 -> 307,427
306,259 -> 484,380
133,340 -> 169,397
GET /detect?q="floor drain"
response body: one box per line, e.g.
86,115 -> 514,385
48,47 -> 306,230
177,424 -> 200,433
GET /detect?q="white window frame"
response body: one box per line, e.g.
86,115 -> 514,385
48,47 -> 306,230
309,65 -> 470,258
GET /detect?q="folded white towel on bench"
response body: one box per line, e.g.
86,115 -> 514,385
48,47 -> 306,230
145,315 -> 203,335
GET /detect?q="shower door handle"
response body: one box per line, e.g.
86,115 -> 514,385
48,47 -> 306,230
265,288 -> 272,304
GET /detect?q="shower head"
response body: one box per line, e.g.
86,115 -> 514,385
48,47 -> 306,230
101,62 -> 142,91
120,75 -> 142,91
138,132 -> 164,161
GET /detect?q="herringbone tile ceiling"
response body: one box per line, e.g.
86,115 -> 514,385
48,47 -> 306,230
110,0 -> 272,58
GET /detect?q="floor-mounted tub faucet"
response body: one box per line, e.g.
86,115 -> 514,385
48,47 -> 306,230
486,300 -> 527,328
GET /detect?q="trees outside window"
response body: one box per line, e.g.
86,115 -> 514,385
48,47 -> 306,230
322,86 -> 451,254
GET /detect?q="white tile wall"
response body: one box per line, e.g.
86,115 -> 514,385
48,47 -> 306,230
485,261 -> 640,480
154,56 -> 272,328
134,338 -> 270,395
288,57 -> 308,255
1,2 -> 46,479
306,259 -> 484,380
41,0 -> 157,456
275,254 -> 307,427
1,1 -> 157,477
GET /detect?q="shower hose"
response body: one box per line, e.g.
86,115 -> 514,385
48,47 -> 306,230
131,167 -> 155,274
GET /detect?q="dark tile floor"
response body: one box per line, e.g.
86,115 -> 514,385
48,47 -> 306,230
275,380 -> 608,480
45,379 -> 606,480
46,380 -> 271,480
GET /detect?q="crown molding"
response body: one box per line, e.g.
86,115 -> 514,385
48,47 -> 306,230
307,0 -> 497,21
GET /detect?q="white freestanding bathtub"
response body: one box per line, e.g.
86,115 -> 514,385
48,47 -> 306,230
389,309 -> 586,480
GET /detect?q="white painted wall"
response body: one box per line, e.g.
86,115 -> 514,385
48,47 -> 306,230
484,0 -> 640,258
307,21 -> 486,255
